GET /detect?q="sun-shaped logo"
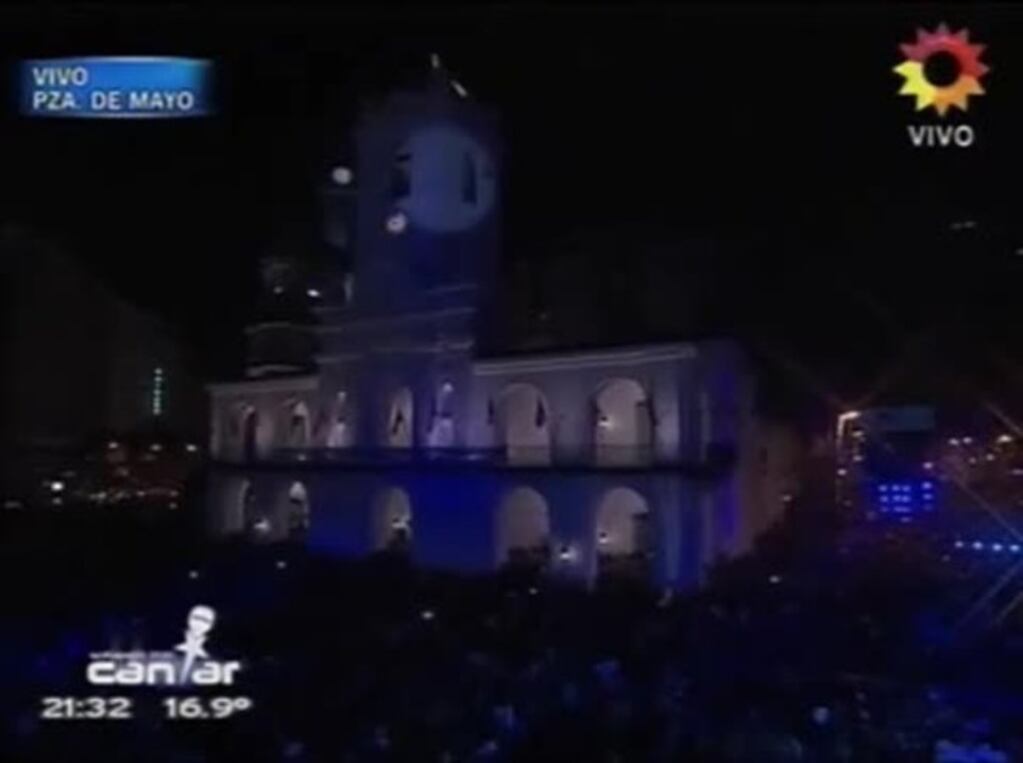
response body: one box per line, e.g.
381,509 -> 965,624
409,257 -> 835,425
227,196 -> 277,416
893,24 -> 989,116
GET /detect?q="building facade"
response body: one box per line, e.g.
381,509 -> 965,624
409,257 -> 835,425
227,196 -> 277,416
206,62 -> 791,590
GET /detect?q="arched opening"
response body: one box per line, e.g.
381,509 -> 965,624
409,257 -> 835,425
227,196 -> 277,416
427,381 -> 456,448
327,390 -> 353,448
593,379 -> 653,465
496,487 -> 551,571
373,487 -> 413,553
497,384 -> 552,465
386,388 -> 414,448
235,480 -> 254,534
594,487 -> 652,583
241,407 -> 259,461
240,481 -> 271,539
286,481 -> 310,540
285,401 -> 311,448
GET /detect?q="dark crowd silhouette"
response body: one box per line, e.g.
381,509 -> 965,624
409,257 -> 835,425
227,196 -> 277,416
2,497 -> 1022,762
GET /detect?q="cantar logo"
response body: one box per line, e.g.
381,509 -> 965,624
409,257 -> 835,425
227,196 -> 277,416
894,24 -> 989,116
86,605 -> 242,687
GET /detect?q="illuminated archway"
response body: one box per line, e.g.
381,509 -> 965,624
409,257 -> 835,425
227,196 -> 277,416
594,487 -> 652,580
241,406 -> 259,461
427,381 -> 456,448
285,401 -> 311,448
373,487 -> 413,552
497,383 -> 552,464
386,388 -> 414,448
286,481 -> 310,539
327,390 -> 353,448
240,481 -> 271,539
496,487 -> 551,569
593,379 -> 652,464
234,479 -> 254,534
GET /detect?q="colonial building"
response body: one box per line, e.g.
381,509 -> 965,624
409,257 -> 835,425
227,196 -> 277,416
206,59 -> 796,590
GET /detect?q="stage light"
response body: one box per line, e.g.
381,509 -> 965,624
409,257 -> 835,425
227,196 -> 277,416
306,288 -> 321,299
1011,545 -> 1021,554
768,574 -> 782,584
186,443 -> 198,453
421,609 -> 435,621
276,560 -> 287,570
189,570 -> 199,580
50,481 -> 64,493
993,544 -> 1004,552
972,541 -> 984,550
954,540 -> 964,549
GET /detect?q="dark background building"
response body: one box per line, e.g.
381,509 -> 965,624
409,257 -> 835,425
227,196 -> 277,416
0,224 -> 205,496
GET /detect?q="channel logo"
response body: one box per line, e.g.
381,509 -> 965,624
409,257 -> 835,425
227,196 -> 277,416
893,24 -> 989,117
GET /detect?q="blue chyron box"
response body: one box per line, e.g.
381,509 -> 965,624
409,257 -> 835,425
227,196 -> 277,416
20,57 -> 212,118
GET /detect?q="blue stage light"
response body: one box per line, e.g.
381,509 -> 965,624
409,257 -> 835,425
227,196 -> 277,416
973,541 -> 984,550
954,540 -> 964,549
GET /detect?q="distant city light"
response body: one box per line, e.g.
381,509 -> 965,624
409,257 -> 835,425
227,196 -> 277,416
998,434 -> 1014,445
151,366 -> 165,417
331,166 -> 353,186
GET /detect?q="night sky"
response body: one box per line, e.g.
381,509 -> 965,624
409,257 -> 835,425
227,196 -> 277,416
2,4 -> 1022,422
